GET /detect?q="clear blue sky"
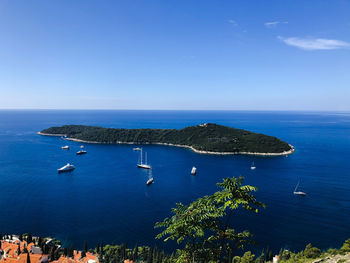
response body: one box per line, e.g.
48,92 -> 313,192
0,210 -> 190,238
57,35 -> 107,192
0,0 -> 349,110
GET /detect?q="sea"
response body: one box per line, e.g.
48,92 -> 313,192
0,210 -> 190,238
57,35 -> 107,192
0,110 -> 350,254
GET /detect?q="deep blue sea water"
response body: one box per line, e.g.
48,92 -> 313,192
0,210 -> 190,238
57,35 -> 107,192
0,110 -> 350,254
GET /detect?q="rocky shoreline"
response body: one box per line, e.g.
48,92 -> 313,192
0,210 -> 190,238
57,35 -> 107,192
38,132 -> 295,156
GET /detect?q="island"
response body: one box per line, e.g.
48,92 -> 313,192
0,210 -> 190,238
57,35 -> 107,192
38,123 -> 294,156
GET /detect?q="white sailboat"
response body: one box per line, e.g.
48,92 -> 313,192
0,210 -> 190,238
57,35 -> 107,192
146,177 -> 154,185
250,162 -> 256,170
146,170 -> 154,185
293,180 -> 306,196
137,148 -> 151,169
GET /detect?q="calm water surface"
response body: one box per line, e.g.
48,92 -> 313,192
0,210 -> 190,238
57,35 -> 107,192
0,110 -> 349,253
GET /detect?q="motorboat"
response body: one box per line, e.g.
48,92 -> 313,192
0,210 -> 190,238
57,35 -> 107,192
191,166 -> 197,175
58,163 -> 75,173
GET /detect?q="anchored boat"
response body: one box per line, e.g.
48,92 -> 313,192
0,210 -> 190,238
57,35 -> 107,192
191,166 -> 197,175
137,148 -> 151,169
58,163 -> 75,173
293,180 -> 306,196
250,162 -> 256,170
146,177 -> 154,185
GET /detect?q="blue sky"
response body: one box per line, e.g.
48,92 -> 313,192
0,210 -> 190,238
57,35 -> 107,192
0,0 -> 349,110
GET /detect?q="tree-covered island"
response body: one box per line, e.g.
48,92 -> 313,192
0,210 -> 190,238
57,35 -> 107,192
38,123 -> 294,155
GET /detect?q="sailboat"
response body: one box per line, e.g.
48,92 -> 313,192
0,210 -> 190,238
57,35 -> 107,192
146,170 -> 154,185
137,148 -> 151,169
146,177 -> 154,185
293,180 -> 306,196
250,162 -> 256,170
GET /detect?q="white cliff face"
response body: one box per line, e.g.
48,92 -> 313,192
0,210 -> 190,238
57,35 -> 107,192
312,253 -> 350,263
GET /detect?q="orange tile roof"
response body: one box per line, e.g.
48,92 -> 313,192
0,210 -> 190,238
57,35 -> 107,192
1,242 -> 18,258
29,254 -> 43,263
1,240 -> 98,263
1,258 -> 24,263
27,243 -> 34,252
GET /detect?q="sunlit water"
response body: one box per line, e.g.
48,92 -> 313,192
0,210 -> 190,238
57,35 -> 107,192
0,110 -> 349,253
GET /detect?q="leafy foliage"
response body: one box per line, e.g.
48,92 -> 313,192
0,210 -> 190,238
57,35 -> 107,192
340,239 -> 350,253
155,176 -> 265,262
233,251 -> 255,263
303,243 -> 321,258
98,244 -> 175,263
41,123 -> 292,154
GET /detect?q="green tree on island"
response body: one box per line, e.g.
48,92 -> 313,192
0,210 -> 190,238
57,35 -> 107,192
155,176 -> 265,262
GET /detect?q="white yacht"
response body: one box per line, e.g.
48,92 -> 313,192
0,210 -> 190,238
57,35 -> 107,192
61,145 -> 69,150
191,166 -> 197,175
250,162 -> 256,170
133,147 -> 141,151
137,148 -> 151,169
146,177 -> 154,185
80,145 -> 85,149
58,163 -> 75,173
293,180 -> 306,196
76,150 -> 87,155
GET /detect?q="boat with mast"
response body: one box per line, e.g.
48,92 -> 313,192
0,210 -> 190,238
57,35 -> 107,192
137,148 -> 151,169
250,162 -> 256,170
146,170 -> 154,185
293,180 -> 306,196
146,177 -> 154,185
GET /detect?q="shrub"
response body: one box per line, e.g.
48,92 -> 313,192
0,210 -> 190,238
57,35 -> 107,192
304,243 -> 321,259
340,239 -> 350,253
327,248 -> 338,255
240,251 -> 255,263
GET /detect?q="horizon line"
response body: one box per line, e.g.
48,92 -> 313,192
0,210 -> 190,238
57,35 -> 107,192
0,108 -> 349,113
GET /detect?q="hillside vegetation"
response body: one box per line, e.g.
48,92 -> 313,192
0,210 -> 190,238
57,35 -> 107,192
40,123 -> 292,154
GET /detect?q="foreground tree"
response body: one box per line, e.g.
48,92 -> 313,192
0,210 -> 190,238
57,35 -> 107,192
155,176 -> 265,262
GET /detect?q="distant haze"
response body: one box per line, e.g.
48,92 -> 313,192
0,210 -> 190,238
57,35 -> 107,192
0,0 -> 349,110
